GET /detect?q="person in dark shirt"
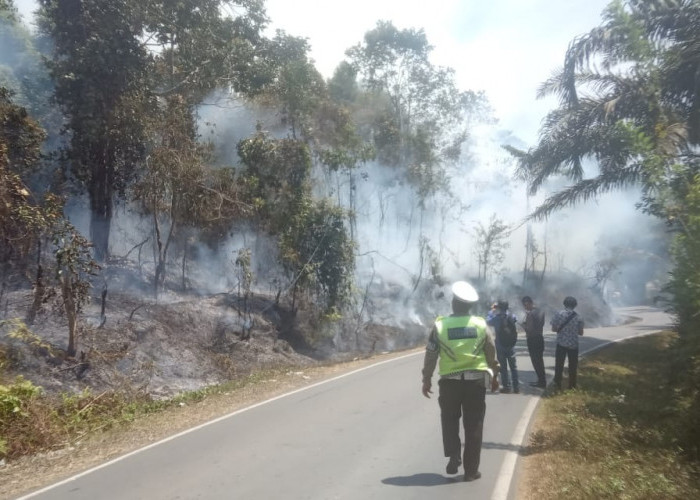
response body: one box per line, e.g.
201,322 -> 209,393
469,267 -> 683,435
521,296 -> 546,388
487,301 -> 520,393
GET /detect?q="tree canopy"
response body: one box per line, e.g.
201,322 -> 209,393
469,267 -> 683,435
511,0 -> 700,458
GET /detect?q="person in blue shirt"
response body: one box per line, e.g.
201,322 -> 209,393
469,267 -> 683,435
487,300 -> 520,394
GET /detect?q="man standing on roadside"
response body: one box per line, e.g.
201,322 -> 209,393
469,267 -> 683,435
421,281 -> 500,482
521,296 -> 547,388
487,301 -> 520,394
551,296 -> 585,390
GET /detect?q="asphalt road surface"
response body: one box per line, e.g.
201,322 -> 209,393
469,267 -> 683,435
17,306 -> 671,500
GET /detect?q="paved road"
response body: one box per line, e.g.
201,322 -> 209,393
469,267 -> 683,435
17,306 -> 671,500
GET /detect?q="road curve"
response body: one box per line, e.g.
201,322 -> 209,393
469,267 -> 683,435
16,306 -> 671,500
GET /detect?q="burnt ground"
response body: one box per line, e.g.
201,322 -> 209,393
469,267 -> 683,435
0,265 -> 620,402
0,253 -> 428,402
0,261 -> 622,498
3,290 -> 300,398
0,263 -> 421,498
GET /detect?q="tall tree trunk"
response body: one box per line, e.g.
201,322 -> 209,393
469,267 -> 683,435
153,201 -> 177,299
26,239 -> 44,325
89,161 -> 113,262
61,274 -> 78,357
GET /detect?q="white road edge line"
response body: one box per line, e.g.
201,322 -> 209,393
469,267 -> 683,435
16,351 -> 423,500
17,329 -> 661,500
490,396 -> 540,500
490,327 -> 666,500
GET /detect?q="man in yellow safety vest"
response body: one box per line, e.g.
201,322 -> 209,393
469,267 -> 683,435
421,281 -> 500,482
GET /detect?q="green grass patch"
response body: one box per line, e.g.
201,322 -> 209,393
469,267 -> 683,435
524,331 -> 700,499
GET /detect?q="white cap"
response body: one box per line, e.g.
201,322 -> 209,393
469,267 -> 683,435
452,281 -> 479,303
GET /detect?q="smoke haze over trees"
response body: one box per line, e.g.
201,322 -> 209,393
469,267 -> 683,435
1,0 -> 698,458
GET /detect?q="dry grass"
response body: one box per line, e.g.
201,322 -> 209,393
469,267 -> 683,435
518,331 -> 700,499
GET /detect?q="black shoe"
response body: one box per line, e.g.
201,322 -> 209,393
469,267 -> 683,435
446,456 -> 461,474
464,471 -> 482,482
513,387 -> 520,394
529,381 -> 547,388
500,387 -> 512,394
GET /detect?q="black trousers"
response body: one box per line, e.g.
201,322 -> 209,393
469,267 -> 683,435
526,334 -> 547,384
554,344 -> 579,389
438,378 -> 486,476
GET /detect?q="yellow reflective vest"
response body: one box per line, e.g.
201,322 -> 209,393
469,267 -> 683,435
435,315 -> 490,376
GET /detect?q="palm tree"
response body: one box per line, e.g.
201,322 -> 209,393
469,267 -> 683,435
513,0 -> 700,223
509,0 -> 700,457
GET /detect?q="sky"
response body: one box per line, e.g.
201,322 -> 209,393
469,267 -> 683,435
262,0 -> 614,144
13,0 -> 613,144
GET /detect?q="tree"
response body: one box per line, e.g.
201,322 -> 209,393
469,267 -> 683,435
39,0 -> 153,262
513,0 -> 700,222
0,0 -> 16,19
472,214 -> 510,283
0,86 -> 46,322
504,144 -> 548,285
237,131 -> 355,312
132,97 -> 204,297
328,61 -> 358,105
51,211 -> 99,356
512,0 -> 700,457
1,87 -> 97,355
279,198 -> 355,314
316,102 -> 374,241
131,0 -> 272,294
142,0 -> 269,103
347,20 -> 489,204
260,31 -> 325,140
1,3 -> 61,142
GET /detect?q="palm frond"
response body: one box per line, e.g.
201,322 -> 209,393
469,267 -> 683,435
528,162 -> 645,221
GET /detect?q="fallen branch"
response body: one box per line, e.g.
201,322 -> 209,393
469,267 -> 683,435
129,304 -> 146,321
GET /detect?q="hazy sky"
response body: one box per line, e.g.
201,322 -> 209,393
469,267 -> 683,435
262,0 -> 614,144
13,0 -> 613,144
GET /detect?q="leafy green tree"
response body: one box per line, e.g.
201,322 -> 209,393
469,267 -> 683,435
346,20 -> 489,203
39,0 -> 153,262
1,87 -> 97,354
237,131 -> 311,231
510,0 -> 699,457
280,199 -> 355,313
142,0 -> 269,103
667,174 -> 700,458
514,0 -> 699,222
0,0 -> 16,20
260,31 -> 326,139
237,131 -> 355,312
328,61 -> 358,105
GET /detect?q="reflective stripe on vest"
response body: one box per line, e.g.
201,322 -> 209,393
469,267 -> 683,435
436,315 -> 490,376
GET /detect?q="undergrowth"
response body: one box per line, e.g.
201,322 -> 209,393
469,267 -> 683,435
523,331 -> 700,499
0,336 -> 293,462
